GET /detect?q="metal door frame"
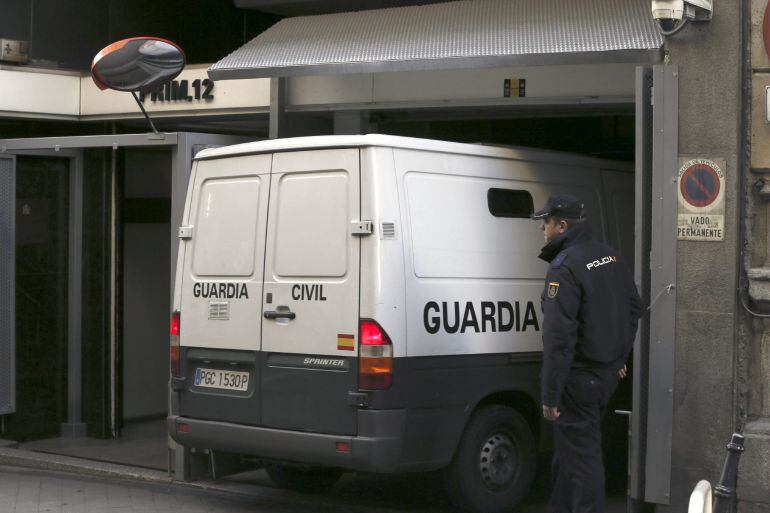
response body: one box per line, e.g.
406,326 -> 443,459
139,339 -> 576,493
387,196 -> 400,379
0,133 -> 249,450
632,65 -> 678,508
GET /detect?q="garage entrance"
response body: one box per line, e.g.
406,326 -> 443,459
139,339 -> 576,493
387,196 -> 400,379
363,67 -> 677,510
259,65 -> 678,510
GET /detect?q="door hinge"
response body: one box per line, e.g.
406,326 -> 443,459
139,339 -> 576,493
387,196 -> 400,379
178,226 -> 194,240
351,220 -> 373,236
347,391 -> 369,408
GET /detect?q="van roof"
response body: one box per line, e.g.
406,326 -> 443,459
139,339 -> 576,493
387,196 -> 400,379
195,134 -> 632,169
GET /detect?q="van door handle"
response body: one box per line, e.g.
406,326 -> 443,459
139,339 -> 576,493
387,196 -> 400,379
264,310 -> 296,320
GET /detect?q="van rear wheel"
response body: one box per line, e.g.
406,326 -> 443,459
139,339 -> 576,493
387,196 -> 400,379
265,464 -> 343,494
443,405 -> 536,513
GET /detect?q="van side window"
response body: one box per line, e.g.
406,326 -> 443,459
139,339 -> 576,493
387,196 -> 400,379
405,172 -> 544,280
487,188 -> 534,218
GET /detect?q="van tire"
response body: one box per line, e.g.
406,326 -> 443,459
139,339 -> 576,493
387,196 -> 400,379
443,405 -> 536,513
265,464 -> 343,493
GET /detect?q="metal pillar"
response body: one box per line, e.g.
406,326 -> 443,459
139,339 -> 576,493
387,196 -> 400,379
62,152 -> 86,437
0,154 -> 15,418
270,77 -> 287,139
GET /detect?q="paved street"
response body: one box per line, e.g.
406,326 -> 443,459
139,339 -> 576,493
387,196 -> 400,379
0,464 -> 627,513
1,466 -> 244,513
0,464 -> 466,513
0,465 -> 375,513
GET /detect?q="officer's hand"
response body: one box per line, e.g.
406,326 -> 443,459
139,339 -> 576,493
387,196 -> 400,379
618,365 -> 628,380
542,405 -> 560,421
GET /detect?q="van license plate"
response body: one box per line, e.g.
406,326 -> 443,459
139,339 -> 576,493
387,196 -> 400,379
194,368 -> 249,391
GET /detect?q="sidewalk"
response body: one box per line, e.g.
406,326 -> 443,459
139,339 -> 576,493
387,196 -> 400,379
0,460 -> 464,513
18,420 -> 168,471
0,465 -> 240,513
0,464 -> 361,513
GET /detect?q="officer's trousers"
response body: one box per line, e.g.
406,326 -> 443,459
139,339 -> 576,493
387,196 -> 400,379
548,369 -> 619,513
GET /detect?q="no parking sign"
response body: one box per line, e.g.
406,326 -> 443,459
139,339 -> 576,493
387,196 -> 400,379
677,158 -> 725,241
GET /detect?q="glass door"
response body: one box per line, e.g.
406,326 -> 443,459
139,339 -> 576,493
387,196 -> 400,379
2,154 -> 70,441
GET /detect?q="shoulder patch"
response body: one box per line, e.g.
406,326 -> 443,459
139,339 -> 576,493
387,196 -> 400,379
547,282 -> 560,299
551,251 -> 568,269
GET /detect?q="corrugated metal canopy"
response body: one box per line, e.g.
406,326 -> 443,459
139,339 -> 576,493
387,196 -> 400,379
210,0 -> 663,80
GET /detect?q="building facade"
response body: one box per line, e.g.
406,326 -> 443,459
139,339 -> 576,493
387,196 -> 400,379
0,1 -> 767,512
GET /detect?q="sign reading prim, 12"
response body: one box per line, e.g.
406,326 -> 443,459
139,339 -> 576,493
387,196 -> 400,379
139,78 -> 214,103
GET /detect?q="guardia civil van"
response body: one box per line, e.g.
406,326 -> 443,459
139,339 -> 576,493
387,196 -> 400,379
167,135 -> 633,513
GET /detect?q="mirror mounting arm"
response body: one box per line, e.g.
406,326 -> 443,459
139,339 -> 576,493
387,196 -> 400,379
131,91 -> 160,136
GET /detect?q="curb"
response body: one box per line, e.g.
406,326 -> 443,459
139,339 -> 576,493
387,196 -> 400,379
0,447 -> 404,512
0,446 -> 171,484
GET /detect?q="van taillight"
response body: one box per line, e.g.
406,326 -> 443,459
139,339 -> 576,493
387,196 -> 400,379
359,320 -> 393,390
170,311 -> 180,377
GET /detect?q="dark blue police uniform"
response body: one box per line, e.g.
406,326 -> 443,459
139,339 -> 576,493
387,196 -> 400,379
533,196 -> 642,513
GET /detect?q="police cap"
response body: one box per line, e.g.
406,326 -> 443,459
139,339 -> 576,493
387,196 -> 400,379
531,194 -> 585,220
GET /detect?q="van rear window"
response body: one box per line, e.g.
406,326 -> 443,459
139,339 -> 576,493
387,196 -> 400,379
487,188 -> 534,218
273,171 -> 349,277
192,177 -> 261,277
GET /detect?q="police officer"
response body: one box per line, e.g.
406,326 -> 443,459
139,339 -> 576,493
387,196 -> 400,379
532,195 -> 642,513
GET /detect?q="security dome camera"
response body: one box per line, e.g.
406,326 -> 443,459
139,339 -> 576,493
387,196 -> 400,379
652,0 -> 713,36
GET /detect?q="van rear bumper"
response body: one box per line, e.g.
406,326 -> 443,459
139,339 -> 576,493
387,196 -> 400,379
168,409 -> 407,473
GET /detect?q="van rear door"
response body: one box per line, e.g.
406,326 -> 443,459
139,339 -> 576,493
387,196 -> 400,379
178,155 -> 270,426
261,149 -> 360,436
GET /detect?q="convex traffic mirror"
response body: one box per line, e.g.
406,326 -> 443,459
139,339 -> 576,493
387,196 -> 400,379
91,37 -> 186,134
92,37 -> 185,92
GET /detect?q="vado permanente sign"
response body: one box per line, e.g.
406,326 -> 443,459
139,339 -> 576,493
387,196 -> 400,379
677,158 -> 725,241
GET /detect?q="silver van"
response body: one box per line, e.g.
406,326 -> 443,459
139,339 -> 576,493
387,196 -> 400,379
168,134 -> 633,513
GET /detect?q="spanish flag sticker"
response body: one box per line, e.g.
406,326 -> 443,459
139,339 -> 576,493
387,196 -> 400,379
337,334 -> 355,351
